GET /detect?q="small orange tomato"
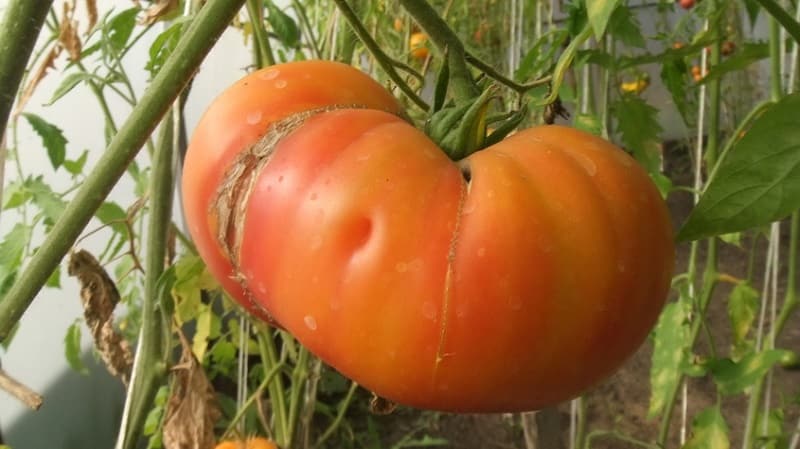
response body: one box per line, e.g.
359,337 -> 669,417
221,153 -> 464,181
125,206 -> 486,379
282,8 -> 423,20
409,32 -> 429,60
393,18 -> 403,32
214,437 -> 278,449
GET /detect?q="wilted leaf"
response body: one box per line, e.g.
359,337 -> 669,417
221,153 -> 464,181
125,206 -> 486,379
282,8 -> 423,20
14,45 -> 61,116
67,249 -> 133,385
162,331 -> 220,449
678,93 -> 800,241
21,113 -> 67,170
85,0 -> 98,31
649,299 -> 691,418
140,0 -> 180,25
683,406 -> 730,449
59,2 -> 82,61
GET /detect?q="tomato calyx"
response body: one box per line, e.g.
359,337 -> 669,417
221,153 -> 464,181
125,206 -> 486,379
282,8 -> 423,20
425,87 -> 529,160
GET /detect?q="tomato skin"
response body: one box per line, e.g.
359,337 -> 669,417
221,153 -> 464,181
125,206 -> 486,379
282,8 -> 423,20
409,32 -> 429,60
231,112 -> 674,412
184,61 -> 674,412
214,437 -> 277,449
181,61 -> 401,317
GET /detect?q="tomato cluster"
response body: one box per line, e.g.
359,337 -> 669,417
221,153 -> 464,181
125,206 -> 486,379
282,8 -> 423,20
182,60 -> 675,412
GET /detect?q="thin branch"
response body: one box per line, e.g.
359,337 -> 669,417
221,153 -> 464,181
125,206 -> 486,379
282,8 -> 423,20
0,367 -> 43,410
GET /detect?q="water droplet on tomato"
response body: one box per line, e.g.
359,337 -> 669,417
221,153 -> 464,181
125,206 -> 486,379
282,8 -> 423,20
422,302 -> 437,320
256,282 -> 267,295
304,315 -> 317,331
309,192 -> 318,201
456,305 -> 467,318
246,110 -> 262,125
278,175 -> 284,183
408,258 -> 423,271
274,79 -> 288,89
508,296 -> 522,310
260,69 -> 280,80
462,201 -> 476,215
395,262 -> 408,273
572,152 -> 597,176
618,263 -> 626,273
477,247 -> 486,257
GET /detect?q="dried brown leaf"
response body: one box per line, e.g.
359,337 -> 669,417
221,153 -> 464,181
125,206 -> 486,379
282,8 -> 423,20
13,45 -> 61,117
59,2 -> 82,62
67,249 -> 133,385
163,331 -> 221,449
140,0 -> 180,25
85,0 -> 98,32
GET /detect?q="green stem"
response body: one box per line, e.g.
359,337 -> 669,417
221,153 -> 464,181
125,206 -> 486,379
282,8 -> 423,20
285,346 -> 311,447
743,17 -> 792,449
313,381 -> 359,449
0,0 -> 54,142
335,0 -> 358,64
222,357 -> 286,439
331,0 -> 427,110
659,13 -> 724,443
247,0 -> 276,67
585,430 -> 662,449
0,0 -> 247,342
257,328 -> 289,446
537,24 -> 593,106
464,52 -> 551,93
117,103 -> 176,449
292,0 -> 321,59
398,0 -> 479,101
754,0 -> 800,45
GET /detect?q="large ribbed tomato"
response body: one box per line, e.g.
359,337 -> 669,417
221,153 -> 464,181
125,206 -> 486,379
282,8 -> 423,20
182,61 -> 675,412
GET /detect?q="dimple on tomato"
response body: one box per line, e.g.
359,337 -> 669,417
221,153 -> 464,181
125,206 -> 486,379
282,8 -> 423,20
183,60 -> 675,412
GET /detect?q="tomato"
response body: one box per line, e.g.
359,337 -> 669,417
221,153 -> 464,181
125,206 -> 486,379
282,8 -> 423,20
721,40 -> 736,56
678,0 -> 695,9
409,32 -> 429,60
183,61 -> 675,412
214,437 -> 277,449
182,61 -> 401,320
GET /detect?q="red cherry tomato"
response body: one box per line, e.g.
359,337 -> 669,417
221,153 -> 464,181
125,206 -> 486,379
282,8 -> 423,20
183,61 -> 675,412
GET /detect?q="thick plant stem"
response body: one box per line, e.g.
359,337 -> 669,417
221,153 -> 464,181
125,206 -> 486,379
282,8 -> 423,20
331,0 -> 428,110
755,0 -> 800,45
116,107 -> 176,449
742,16 -> 788,449
0,0 -> 54,143
0,0 -> 247,342
658,9 -> 723,445
247,0 -> 276,67
398,0 -> 479,101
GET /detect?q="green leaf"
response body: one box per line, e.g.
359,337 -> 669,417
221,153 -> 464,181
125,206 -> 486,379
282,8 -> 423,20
727,282 -> 758,358
683,406 -> 730,449
104,8 -> 139,56
172,255 -> 219,325
265,0 -> 300,48
63,150 -> 89,176
678,93 -> 800,241
192,305 -> 220,361
699,43 -> 769,85
47,72 -> 95,105
611,94 -> 664,176
648,299 -> 691,418
2,181 -> 31,210
22,113 -> 67,170
573,113 -> 603,136
743,0 -> 760,27
0,224 -> 32,274
755,409 -> 788,449
64,322 -> 88,375
586,0 -> 620,39
95,201 -> 127,235
608,6 -> 646,49
708,350 -> 797,395
145,18 -> 188,77
26,177 -> 66,225
46,265 -> 61,288
660,56 -> 692,125
516,30 -> 569,81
